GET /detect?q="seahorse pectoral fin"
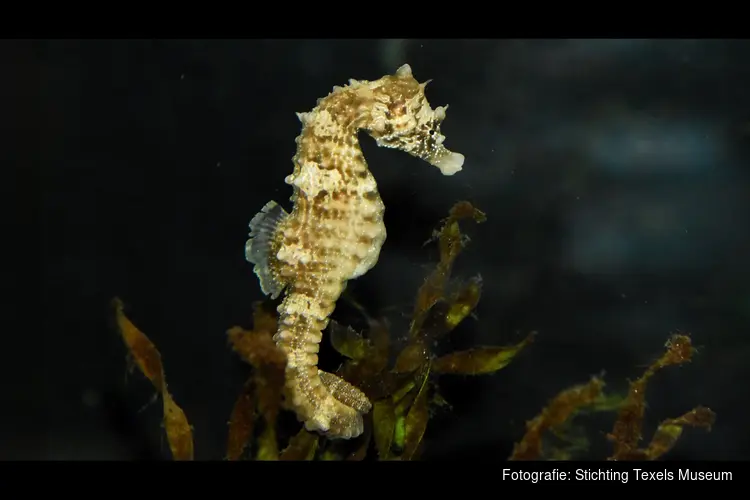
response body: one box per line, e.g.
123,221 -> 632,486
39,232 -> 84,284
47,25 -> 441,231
318,369 -> 372,414
245,200 -> 288,299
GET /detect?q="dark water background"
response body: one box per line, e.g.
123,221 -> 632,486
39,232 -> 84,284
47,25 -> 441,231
18,39 -> 750,459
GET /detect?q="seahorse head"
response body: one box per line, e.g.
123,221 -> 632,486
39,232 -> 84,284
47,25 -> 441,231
365,64 -> 464,176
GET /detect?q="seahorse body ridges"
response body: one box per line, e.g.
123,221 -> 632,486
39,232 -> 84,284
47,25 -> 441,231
245,64 -> 464,438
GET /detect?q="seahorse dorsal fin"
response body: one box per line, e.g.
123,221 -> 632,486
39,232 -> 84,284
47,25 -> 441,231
245,200 -> 289,299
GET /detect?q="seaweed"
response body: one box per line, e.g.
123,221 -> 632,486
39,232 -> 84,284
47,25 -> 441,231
510,376 -> 605,461
113,298 -> 194,460
114,202 -> 714,460
225,302 -> 287,460
510,333 -> 715,461
606,334 -> 715,460
318,201 -> 533,460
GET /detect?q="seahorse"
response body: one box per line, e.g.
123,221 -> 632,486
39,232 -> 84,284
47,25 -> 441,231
245,64 -> 464,439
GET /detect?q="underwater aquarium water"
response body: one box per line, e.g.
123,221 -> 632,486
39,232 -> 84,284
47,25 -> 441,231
25,39 -> 750,460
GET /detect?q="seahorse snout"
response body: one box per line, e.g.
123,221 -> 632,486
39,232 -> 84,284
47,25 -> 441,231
431,151 -> 465,175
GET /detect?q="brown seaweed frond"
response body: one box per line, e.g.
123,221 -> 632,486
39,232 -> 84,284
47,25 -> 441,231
510,333 -> 716,461
113,297 -> 194,460
510,376 -> 605,461
409,201 -> 486,338
607,333 -> 715,460
225,301 -> 287,460
636,406 -> 715,460
325,201 -> 532,460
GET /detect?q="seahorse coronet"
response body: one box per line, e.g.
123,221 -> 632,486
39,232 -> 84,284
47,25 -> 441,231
245,63 -> 464,439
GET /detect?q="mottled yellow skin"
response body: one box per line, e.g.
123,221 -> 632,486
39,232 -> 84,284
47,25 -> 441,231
245,64 -> 464,438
